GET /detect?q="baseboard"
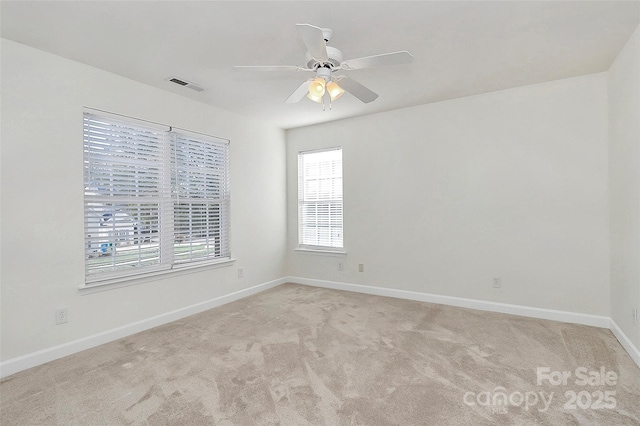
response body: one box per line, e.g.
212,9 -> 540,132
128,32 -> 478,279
287,277 -> 640,368
286,276 -> 611,328
609,319 -> 640,369
3,276 -> 636,379
0,277 -> 286,379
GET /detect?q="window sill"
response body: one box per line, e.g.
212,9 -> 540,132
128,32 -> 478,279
294,248 -> 347,257
79,258 -> 236,295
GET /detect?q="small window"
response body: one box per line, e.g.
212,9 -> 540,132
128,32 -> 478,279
83,110 -> 230,285
298,148 -> 343,249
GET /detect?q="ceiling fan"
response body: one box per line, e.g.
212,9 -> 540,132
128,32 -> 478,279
234,24 -> 413,108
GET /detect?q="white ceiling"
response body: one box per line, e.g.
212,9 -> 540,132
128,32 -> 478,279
2,1 -> 639,129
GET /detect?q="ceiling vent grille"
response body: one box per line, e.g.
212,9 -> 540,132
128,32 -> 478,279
167,77 -> 204,92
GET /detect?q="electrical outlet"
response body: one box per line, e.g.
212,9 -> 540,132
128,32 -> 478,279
359,264 -> 364,273
238,267 -> 244,278
493,277 -> 502,289
338,262 -> 344,271
55,308 -> 68,325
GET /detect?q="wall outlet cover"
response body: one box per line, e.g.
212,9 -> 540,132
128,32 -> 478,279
55,308 -> 68,325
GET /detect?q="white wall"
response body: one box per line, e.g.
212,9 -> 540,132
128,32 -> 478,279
0,39 -> 287,361
608,24 -> 640,350
286,73 -> 610,316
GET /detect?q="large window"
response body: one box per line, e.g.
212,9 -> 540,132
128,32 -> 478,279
83,110 -> 230,285
298,148 -> 343,249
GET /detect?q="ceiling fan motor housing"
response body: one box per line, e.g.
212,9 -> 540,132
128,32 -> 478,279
315,67 -> 332,82
305,46 -> 344,70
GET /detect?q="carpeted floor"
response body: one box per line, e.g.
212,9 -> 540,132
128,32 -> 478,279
1,283 -> 639,425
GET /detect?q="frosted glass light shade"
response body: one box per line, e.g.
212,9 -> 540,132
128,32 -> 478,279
308,78 -> 326,97
326,81 -> 345,101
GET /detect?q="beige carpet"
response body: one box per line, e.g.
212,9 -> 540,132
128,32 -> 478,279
1,283 -> 639,425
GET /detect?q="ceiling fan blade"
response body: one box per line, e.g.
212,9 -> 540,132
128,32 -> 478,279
233,65 -> 311,72
341,51 -> 414,70
285,79 -> 313,103
339,77 -> 378,103
296,23 -> 329,62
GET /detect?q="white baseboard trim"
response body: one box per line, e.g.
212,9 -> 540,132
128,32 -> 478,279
287,277 -> 640,368
0,277 -> 286,379
286,276 -> 611,328
609,319 -> 640,369
3,276 -> 637,379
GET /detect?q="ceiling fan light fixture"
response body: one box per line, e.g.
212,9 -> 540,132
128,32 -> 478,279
327,81 -> 345,101
308,77 -> 326,97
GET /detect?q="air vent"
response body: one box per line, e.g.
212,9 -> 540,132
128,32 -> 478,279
167,77 -> 205,92
169,78 -> 188,86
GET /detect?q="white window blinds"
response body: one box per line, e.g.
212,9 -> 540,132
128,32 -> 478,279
172,132 -> 230,264
83,111 -> 230,285
298,148 -> 343,249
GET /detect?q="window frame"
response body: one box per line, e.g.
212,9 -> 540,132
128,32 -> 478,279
82,109 -> 232,288
297,147 -> 344,252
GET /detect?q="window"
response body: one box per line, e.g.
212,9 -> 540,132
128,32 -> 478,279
83,110 -> 230,285
298,148 -> 343,249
